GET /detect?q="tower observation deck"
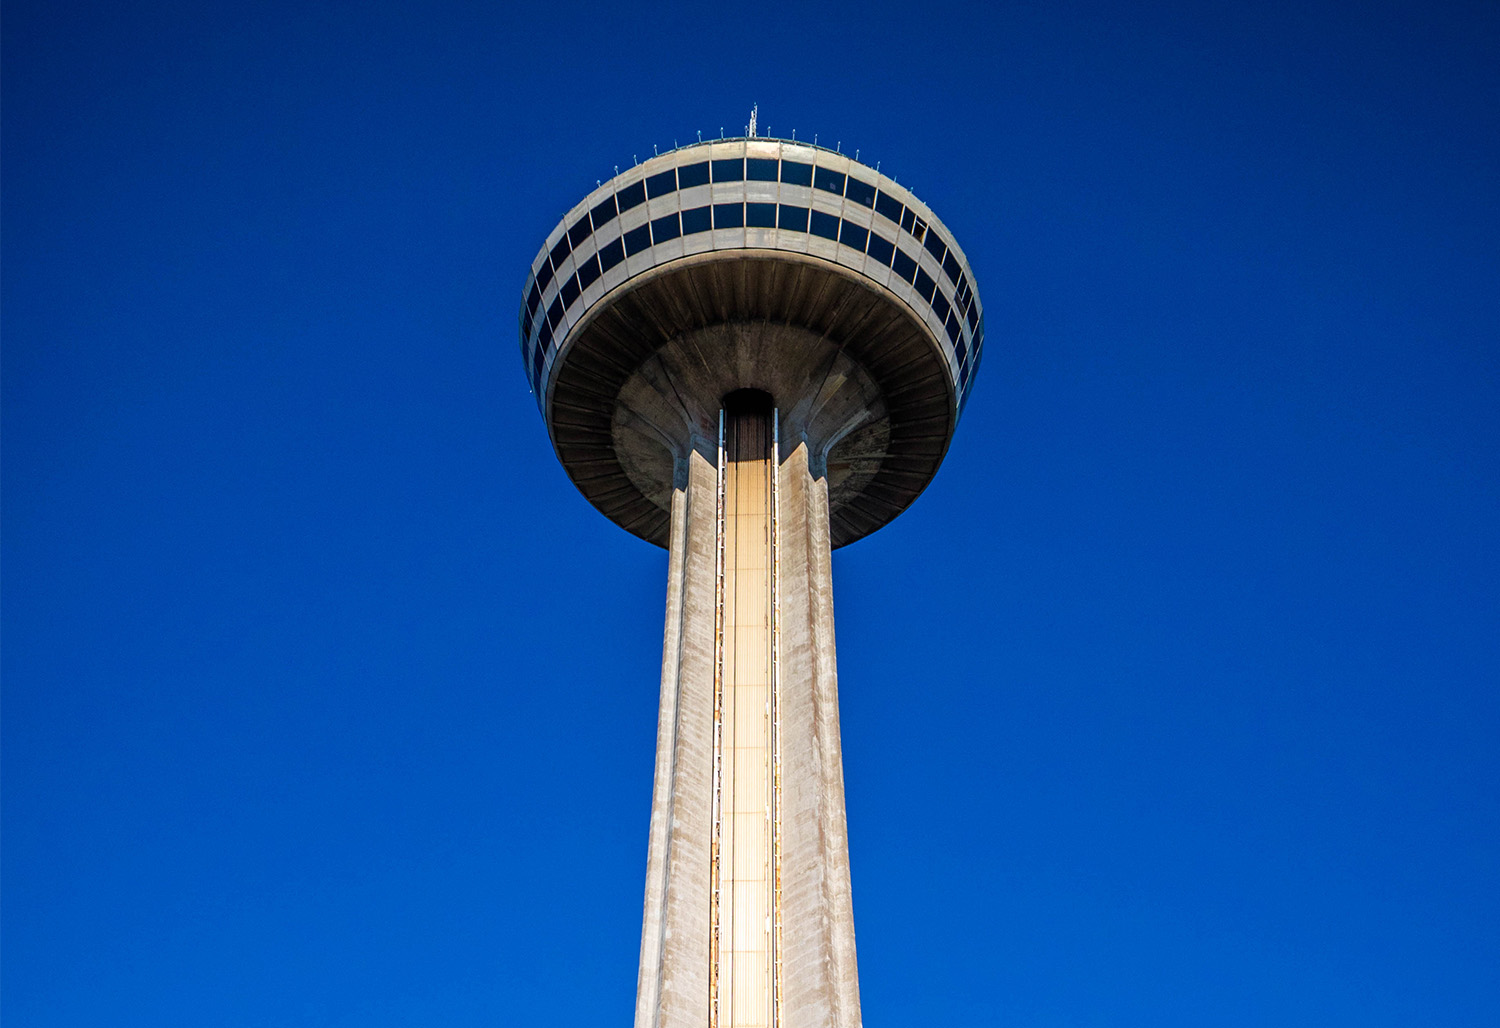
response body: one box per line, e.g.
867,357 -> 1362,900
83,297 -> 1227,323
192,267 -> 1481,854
518,133 -> 985,1028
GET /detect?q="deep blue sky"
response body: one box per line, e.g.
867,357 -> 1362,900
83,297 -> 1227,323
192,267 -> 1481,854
5,1 -> 1498,1024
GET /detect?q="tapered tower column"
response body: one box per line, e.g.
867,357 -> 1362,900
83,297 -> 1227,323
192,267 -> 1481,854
638,396 -> 859,1028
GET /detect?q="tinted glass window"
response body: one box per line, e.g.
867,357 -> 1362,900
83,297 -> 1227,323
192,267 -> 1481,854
681,205 -> 712,234
966,304 -> 979,332
598,237 -> 625,271
809,209 -> 839,240
925,231 -> 946,262
946,311 -> 961,344
778,205 -> 808,232
678,161 -> 710,189
577,254 -> 602,289
531,341 -> 545,380
539,320 -> 553,350
875,191 -> 903,223
711,158 -> 744,182
646,169 -> 677,198
713,202 -> 744,228
900,208 -> 915,233
814,167 -> 845,194
932,290 -> 950,322
550,235 -> 571,268
623,223 -> 652,256
591,194 -> 618,228
527,281 -> 542,317
915,268 -> 937,302
780,160 -> 812,186
746,202 -> 776,228
617,180 -> 646,211
535,260 -> 555,294
866,231 -> 895,265
942,251 -> 961,285
746,158 -> 778,181
521,310 -> 533,339
560,275 -> 580,308
547,295 -> 565,329
651,212 -> 681,242
845,177 -> 876,207
839,220 -> 868,252
892,248 -> 918,283
568,215 -> 591,249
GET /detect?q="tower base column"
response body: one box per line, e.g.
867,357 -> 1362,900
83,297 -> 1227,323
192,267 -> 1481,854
634,432 -> 861,1028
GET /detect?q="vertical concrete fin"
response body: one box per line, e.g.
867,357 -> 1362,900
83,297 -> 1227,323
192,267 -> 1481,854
775,441 -> 863,1028
636,448 -> 717,1028
638,438 -> 860,1028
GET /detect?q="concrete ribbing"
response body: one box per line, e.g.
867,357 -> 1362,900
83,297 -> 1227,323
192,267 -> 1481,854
635,447 -> 716,1028
636,421 -> 860,1028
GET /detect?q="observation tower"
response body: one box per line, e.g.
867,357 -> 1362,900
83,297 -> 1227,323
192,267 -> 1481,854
517,121 -> 985,1028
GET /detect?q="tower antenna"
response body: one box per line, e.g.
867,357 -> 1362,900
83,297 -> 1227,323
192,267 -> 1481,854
747,104 -> 758,138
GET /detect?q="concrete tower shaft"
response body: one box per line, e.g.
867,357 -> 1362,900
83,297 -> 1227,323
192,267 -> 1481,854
638,404 -> 857,1028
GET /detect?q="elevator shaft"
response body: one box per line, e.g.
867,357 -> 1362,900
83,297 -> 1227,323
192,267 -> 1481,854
712,398 -> 782,1028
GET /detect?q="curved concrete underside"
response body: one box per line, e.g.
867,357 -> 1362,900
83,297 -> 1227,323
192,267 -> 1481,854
547,251 -> 957,548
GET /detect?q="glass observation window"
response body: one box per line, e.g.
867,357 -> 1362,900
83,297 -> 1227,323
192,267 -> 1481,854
924,231 -> 946,262
681,205 -> 712,234
711,158 -> 744,182
713,202 -> 744,228
839,220 -> 868,252
845,177 -> 876,207
942,251 -> 962,285
892,247 -> 917,283
678,161 -> 710,189
646,169 -> 677,198
623,223 -> 652,256
598,237 -> 625,271
780,160 -> 812,186
746,202 -> 776,228
809,209 -> 840,240
617,180 -> 646,212
559,274 -> 580,308
778,204 -> 808,232
577,253 -> 602,289
591,194 -> 618,228
932,289 -> 950,323
814,167 -> 846,195
547,295 -> 564,329
866,231 -> 895,265
914,268 -> 937,302
550,235 -> 571,268
568,215 -> 591,249
651,211 -> 681,242
875,191 -> 903,224
746,158 -> 778,181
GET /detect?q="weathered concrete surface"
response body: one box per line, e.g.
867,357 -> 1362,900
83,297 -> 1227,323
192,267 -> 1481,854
773,439 -> 861,1028
636,446 -> 717,1028
634,431 -> 860,1028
